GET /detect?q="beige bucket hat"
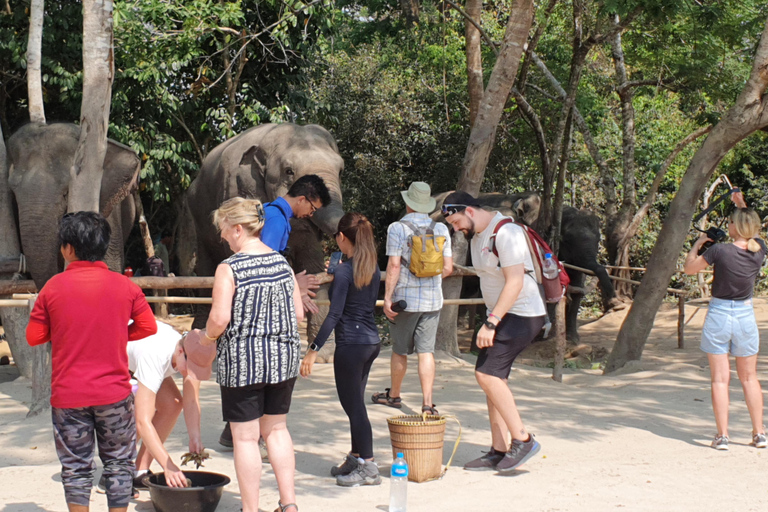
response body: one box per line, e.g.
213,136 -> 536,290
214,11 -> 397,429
401,182 -> 436,213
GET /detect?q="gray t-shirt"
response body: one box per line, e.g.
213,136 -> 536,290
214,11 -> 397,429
703,240 -> 767,300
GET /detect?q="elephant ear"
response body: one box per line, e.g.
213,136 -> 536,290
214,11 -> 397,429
99,139 -> 141,219
240,145 -> 268,181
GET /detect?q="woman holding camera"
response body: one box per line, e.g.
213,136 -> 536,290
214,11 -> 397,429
300,213 -> 382,487
684,195 -> 767,451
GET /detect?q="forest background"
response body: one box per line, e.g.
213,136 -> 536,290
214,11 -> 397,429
2,0 -> 768,310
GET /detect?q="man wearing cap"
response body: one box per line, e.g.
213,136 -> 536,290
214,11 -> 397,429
441,191 -> 547,473
119,325 -> 216,492
372,182 -> 452,415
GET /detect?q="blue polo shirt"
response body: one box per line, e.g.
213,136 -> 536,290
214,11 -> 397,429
261,197 -> 293,252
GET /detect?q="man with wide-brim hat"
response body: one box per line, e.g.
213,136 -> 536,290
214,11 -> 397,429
371,182 -> 452,415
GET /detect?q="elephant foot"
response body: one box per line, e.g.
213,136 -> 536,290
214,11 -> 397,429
607,298 -> 627,311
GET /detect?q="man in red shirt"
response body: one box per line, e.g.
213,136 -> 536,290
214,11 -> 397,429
27,211 -> 156,512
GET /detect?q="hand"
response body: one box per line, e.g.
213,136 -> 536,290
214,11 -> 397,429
301,294 -> 319,315
295,270 -> 320,295
697,233 -> 713,245
476,325 -> 496,349
188,437 -> 203,455
300,350 -> 318,377
383,298 -> 397,322
731,189 -> 747,209
163,463 -> 188,488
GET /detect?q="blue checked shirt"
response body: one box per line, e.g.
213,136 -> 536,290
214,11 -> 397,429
386,213 -> 452,312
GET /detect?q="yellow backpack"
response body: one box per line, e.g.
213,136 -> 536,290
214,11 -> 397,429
400,220 -> 445,278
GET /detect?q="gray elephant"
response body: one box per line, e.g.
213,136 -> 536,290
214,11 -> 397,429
179,123 -> 344,342
7,123 -> 140,288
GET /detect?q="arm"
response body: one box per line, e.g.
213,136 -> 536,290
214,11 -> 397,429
292,272 -> 305,324
300,266 -> 351,377
204,263 -> 235,342
181,374 -> 203,454
476,264 -> 525,348
732,190 -> 747,209
134,382 -> 187,487
295,270 -> 320,315
383,255 -> 401,321
442,256 -> 453,278
128,307 -> 158,340
26,320 -> 50,346
683,234 -> 712,275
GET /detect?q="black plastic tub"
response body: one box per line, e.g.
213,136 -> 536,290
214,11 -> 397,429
143,471 -> 230,512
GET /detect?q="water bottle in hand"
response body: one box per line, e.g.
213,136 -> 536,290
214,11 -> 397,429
390,452 -> 408,512
542,253 -> 558,280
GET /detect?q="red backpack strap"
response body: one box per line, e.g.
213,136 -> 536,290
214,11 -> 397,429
490,218 -> 515,258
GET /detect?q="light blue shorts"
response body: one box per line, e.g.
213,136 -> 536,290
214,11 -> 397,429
700,297 -> 760,357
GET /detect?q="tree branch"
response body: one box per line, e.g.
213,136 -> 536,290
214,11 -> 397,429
518,0 -> 559,92
443,0 -> 499,57
512,88 -> 549,175
170,112 -> 204,165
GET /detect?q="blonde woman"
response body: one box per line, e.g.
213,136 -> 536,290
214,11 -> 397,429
195,197 -> 304,512
685,194 -> 767,451
300,213 -> 382,487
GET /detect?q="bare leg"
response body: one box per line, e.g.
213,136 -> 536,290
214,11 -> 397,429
261,414 -> 296,508
389,352 -> 408,398
476,371 -> 528,442
417,352 -> 435,407
231,419 -> 262,512
486,396 -> 509,453
708,353 -> 731,437
736,355 -> 764,434
136,378 -> 183,471
67,505 -> 89,512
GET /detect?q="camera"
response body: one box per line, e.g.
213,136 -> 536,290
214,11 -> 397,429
698,226 -> 727,255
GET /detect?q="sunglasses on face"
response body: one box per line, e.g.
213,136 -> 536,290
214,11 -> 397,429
441,204 -> 468,217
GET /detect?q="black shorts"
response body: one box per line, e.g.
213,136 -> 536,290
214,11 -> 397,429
475,314 -> 546,379
220,377 -> 297,422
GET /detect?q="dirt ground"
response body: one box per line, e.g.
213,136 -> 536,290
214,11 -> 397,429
2,298 -> 768,511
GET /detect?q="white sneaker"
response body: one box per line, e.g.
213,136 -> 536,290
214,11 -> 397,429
711,435 -> 729,450
752,432 -> 767,448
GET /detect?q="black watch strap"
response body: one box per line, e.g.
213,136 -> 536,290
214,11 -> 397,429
483,320 -> 497,330
309,342 -> 321,352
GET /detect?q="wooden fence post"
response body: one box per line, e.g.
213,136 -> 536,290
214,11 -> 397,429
552,299 -> 566,383
678,294 -> 685,349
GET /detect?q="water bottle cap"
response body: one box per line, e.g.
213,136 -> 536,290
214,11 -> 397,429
397,452 -> 404,458
545,253 -> 552,258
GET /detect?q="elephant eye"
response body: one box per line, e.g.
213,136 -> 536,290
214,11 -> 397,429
285,167 -> 294,176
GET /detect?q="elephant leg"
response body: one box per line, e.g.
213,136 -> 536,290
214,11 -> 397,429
191,244 -> 218,330
565,270 -> 586,343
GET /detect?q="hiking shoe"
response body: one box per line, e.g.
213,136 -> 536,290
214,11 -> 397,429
752,432 -> 767,448
330,453 -> 360,476
463,448 -> 505,471
219,422 -> 233,448
496,435 -> 541,472
95,475 -> 139,499
336,460 -> 381,487
711,435 -> 729,450
133,469 -> 152,489
371,388 -> 402,408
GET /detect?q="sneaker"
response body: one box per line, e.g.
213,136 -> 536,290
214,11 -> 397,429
496,435 -> 541,472
133,469 -> 152,489
95,475 -> 139,499
330,453 -> 360,476
711,435 -> 729,450
463,448 -> 505,471
219,422 -> 233,448
259,436 -> 269,460
336,460 -> 381,487
752,432 -> 767,448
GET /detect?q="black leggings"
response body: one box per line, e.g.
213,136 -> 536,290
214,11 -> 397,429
334,343 -> 381,460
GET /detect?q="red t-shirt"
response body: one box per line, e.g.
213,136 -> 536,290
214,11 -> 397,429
27,261 -> 155,408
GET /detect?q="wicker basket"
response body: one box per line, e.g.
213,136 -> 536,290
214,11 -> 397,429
387,414 -> 446,483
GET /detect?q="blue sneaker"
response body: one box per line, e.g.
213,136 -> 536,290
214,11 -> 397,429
496,435 -> 540,472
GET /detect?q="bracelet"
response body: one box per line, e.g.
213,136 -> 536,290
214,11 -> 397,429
488,313 -> 502,322
203,331 -> 218,341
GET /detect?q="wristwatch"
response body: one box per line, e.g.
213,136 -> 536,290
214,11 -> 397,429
309,342 -> 321,352
483,319 -> 498,330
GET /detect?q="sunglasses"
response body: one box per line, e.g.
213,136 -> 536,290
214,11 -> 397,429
441,204 -> 469,216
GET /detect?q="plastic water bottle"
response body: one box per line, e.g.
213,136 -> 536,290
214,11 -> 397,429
390,453 -> 408,512
542,253 -> 558,280
130,378 -> 139,395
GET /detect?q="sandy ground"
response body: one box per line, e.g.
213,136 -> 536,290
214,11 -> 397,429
3,298 -> 768,512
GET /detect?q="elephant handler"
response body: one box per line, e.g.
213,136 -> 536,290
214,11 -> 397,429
26,211 -> 157,512
442,191 -> 547,473
97,323 -> 216,494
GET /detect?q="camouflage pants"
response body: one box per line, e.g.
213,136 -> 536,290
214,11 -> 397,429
52,394 -> 137,507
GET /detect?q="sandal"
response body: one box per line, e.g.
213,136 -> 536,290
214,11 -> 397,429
371,388 -> 402,408
274,501 -> 298,512
421,404 -> 439,415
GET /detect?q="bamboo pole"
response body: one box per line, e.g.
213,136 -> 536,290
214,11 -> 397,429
562,263 -> 687,296
552,299 -> 567,382
5,296 -> 490,307
678,294 -> 685,349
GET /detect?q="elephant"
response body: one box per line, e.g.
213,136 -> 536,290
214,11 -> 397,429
7,123 -> 141,288
433,191 -> 614,342
178,123 -> 344,348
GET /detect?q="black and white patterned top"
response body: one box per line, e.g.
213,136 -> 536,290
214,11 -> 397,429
216,252 -> 300,387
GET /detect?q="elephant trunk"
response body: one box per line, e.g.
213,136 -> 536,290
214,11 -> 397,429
311,172 -> 344,235
16,200 -> 66,289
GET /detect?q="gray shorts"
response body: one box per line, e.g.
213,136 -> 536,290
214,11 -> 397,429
389,310 -> 440,355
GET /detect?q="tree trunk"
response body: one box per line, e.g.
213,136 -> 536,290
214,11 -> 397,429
456,0 -> 534,196
27,0 -> 46,124
465,0 -> 483,128
399,0 -> 420,28
605,16 -> 768,373
68,0 -> 114,213
436,232 -> 467,356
